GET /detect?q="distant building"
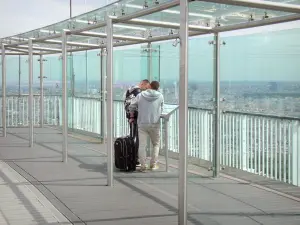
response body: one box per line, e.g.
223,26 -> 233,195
268,82 -> 278,92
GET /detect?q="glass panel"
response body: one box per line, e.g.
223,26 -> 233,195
43,54 -> 62,126
186,34 -> 215,225
113,45 -> 148,100
20,55 -> 29,95
87,50 -> 101,97
33,55 -> 40,95
6,56 -> 19,95
159,41 -> 179,104
43,54 -> 62,96
151,44 -> 160,81
220,24 -> 300,188
73,51 -> 87,96
68,53 -> 74,129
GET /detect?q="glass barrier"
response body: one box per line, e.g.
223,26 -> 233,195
6,56 -> 19,95
220,27 -> 300,185
20,55 -> 29,95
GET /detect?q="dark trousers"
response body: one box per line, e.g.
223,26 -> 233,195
130,121 -> 139,163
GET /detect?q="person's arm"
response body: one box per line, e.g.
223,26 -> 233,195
128,94 -> 140,113
123,89 -> 129,100
160,94 -> 164,112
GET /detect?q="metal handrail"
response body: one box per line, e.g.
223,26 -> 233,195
2,95 -> 299,121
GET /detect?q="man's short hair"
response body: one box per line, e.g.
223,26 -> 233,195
150,81 -> 160,90
141,79 -> 149,84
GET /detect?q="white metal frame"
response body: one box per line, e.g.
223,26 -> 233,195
1,0 -> 300,224
28,39 -> 34,147
106,17 -> 114,187
62,30 -> 68,162
179,0 -> 188,224
1,44 -> 6,137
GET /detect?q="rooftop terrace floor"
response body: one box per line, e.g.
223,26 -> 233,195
0,127 -> 300,225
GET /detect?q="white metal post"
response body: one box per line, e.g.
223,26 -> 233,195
39,55 -> 44,127
1,44 -> 6,137
164,118 -> 169,172
213,33 -> 221,177
106,17 -> 114,187
292,122 -> 299,186
62,31 -> 68,162
28,39 -> 34,147
101,48 -> 107,139
179,0 -> 188,224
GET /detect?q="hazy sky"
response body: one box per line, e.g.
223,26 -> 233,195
0,0 -> 116,38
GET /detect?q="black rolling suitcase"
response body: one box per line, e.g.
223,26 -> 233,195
114,123 -> 137,172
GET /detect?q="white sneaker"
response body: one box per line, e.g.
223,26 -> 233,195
150,163 -> 159,170
139,164 -> 148,172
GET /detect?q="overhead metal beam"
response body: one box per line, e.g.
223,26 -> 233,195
213,13 -> 300,32
63,30 -> 205,53
5,47 -> 41,55
198,0 -> 300,14
70,0 -> 180,35
70,21 -> 107,35
43,39 -> 99,47
114,0 -> 179,23
126,18 -> 211,32
16,45 -> 61,53
76,31 -> 147,42
7,11 -> 296,55
1,52 -> 28,55
4,34 -> 62,47
5,47 -> 29,54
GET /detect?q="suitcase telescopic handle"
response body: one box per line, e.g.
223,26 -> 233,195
130,122 -> 135,138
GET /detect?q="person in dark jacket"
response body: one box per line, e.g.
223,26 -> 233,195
124,79 -> 150,166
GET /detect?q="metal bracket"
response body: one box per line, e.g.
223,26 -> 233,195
208,166 -> 225,171
209,40 -> 226,45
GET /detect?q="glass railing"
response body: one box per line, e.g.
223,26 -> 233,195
1,95 -> 299,186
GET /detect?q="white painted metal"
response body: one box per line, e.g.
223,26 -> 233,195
214,14 -> 300,33
106,17 -> 114,187
213,33 -> 220,177
62,31 -> 68,162
204,0 -> 300,14
126,18 -> 211,32
178,0 -> 188,223
39,56 -> 44,127
28,39 -> 34,147
1,44 -> 6,137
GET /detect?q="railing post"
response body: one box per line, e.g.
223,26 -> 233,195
203,111 -> 209,160
1,44 -> 6,137
213,33 -> 221,178
164,118 -> 169,172
28,39 -> 34,147
292,121 -> 300,186
241,115 -> 248,171
39,55 -> 44,128
178,0 -> 188,224
62,30 -> 68,162
106,17 -> 114,187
